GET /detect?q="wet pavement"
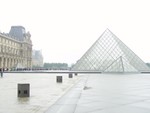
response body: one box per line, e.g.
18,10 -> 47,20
0,73 -> 81,113
46,73 -> 150,113
1,73 -> 150,113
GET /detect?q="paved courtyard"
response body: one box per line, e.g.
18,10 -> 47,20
0,73 -> 81,113
1,73 -> 150,113
46,73 -> 150,113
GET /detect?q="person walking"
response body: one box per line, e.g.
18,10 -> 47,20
0,68 -> 3,77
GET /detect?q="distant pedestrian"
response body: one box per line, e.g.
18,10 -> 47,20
0,68 -> 3,77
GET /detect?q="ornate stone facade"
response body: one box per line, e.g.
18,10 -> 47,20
0,26 -> 32,70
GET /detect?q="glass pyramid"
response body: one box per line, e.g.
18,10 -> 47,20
72,29 -> 150,72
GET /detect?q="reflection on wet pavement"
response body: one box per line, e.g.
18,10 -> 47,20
0,73 -> 81,113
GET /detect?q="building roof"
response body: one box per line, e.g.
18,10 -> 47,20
9,26 -> 26,41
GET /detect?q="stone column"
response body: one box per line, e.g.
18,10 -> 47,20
0,57 -> 1,68
12,59 -> 14,67
2,57 -> 3,69
14,59 -> 16,68
5,58 -> 7,69
3,58 -> 6,69
13,59 -> 15,68
2,57 -> 4,69
10,58 -> 12,69
16,59 -> 18,66
7,58 -> 9,69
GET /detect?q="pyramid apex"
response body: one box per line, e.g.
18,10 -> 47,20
101,28 -> 113,36
105,28 -> 111,32
106,28 -> 110,30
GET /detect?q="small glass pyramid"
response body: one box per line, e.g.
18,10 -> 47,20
72,29 -> 150,72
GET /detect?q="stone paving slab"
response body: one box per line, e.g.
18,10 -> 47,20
46,73 -> 150,113
0,73 -> 81,113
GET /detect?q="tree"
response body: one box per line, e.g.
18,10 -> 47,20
43,63 -> 68,70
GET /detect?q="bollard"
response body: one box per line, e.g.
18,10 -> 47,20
69,73 -> 73,78
56,76 -> 63,83
74,73 -> 78,76
18,84 -> 30,97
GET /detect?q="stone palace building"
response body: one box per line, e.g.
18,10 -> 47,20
0,26 -> 32,70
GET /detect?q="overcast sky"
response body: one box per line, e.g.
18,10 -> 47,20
0,0 -> 150,64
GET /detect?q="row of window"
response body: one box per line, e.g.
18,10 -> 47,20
0,46 -> 31,57
0,37 -> 20,48
0,35 -> 32,57
0,45 -> 20,55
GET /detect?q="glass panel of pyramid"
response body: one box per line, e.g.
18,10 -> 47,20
72,29 -> 150,72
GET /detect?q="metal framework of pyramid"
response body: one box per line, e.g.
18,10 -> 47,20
72,29 -> 150,72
